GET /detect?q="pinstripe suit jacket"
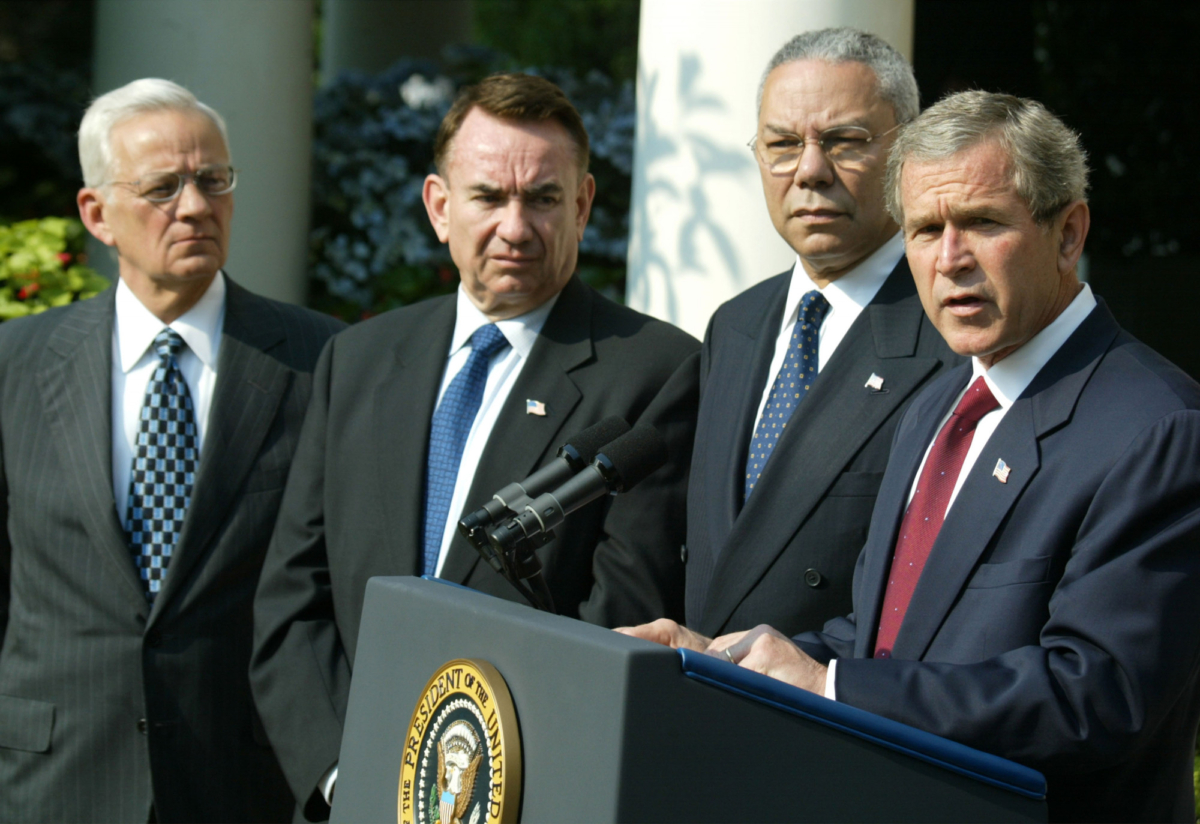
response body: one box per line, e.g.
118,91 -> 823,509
0,279 -> 343,823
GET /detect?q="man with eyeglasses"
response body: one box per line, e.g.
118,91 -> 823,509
622,29 -> 960,649
0,78 -> 342,822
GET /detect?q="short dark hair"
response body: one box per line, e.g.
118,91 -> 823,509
433,73 -> 590,177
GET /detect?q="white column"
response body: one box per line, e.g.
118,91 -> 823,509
91,0 -> 315,304
627,0 -> 913,338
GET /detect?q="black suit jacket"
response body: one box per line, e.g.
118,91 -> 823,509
0,279 -> 343,823
796,302 -> 1200,822
251,275 -> 699,815
686,259 -> 962,638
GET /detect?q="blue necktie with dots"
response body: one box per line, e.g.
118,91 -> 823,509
744,290 -> 830,502
125,328 -> 198,602
422,323 -> 510,576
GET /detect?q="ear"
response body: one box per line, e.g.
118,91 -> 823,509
1056,200 -> 1090,276
422,174 -> 451,243
574,172 -> 596,241
77,187 -> 116,247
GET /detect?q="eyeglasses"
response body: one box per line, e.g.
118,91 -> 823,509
106,165 -> 238,202
747,123 -> 903,174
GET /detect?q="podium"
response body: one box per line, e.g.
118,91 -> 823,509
332,577 -> 1046,823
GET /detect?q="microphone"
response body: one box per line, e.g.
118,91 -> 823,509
458,416 -> 630,542
487,424 -> 668,551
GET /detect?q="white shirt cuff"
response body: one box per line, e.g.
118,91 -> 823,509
824,658 -> 837,701
320,765 -> 338,806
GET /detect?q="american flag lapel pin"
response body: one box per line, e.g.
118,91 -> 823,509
865,373 -> 885,392
526,399 -> 547,416
993,458 -> 1011,483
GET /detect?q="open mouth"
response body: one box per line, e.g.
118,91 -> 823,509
944,294 -> 987,315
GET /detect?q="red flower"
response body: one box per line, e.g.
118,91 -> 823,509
17,283 -> 40,300
57,252 -> 72,265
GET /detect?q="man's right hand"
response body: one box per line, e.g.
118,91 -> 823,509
614,618 -> 712,652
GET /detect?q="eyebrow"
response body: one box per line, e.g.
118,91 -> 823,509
466,181 -> 564,198
906,204 -> 1007,228
761,120 -> 869,135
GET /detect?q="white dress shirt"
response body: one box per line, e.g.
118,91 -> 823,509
430,286 -> 558,575
111,273 -> 226,522
824,282 -> 1097,701
750,231 -> 905,437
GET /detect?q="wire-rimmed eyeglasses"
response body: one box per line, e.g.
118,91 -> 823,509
747,123 -> 903,174
105,165 -> 238,203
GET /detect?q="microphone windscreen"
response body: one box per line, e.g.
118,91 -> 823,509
564,416 -> 630,462
596,424 -> 668,491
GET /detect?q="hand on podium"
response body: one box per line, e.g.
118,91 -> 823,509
616,620 -> 828,696
614,618 -> 711,651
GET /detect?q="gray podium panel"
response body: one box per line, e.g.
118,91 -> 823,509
333,577 -> 1045,823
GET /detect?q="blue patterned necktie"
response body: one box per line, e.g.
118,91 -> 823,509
744,290 -> 831,502
422,323 -> 510,576
126,328 -> 198,602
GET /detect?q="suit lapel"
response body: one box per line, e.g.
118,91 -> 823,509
374,296 -> 457,577
888,304 -> 1120,660
438,277 -> 592,584
154,281 -> 291,612
700,277 -> 785,559
852,368 -> 968,657
699,262 -> 942,636
37,290 -> 148,609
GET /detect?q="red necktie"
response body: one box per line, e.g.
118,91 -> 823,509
874,377 -> 999,658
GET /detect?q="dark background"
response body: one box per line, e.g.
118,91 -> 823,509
1,0 -> 1197,377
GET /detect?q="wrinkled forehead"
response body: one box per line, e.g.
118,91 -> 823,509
109,108 -> 230,175
759,59 -> 890,128
446,110 -> 583,187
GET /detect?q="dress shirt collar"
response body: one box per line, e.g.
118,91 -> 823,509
784,230 -> 904,322
449,285 -> 559,359
115,271 -> 226,373
972,282 -> 1097,408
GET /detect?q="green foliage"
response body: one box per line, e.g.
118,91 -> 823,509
0,217 -> 109,320
473,0 -> 641,83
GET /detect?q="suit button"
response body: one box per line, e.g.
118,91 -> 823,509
804,569 -> 823,588
145,628 -> 162,648
137,718 -> 148,734
680,544 -> 688,564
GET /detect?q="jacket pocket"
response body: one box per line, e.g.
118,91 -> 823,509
0,694 -> 54,753
967,556 -> 1053,589
826,470 -> 885,497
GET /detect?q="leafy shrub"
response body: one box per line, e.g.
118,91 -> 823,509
0,217 -> 109,319
308,53 -> 634,321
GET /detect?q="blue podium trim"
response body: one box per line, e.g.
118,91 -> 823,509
679,648 -> 1046,800
419,574 -> 485,594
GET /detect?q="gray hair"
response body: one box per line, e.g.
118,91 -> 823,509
759,28 -> 919,124
885,90 -> 1090,226
78,78 -> 230,188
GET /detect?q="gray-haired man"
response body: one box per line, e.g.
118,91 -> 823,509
0,78 -> 342,822
673,28 -> 960,641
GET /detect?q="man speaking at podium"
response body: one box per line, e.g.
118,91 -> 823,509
623,91 -> 1200,822
252,73 -> 698,819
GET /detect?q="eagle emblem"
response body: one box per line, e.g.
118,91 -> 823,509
434,721 -> 482,824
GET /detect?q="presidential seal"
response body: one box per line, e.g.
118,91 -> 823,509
399,659 -> 522,824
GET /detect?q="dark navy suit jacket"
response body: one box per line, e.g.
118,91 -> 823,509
796,301 -> 1200,822
685,259 -> 961,638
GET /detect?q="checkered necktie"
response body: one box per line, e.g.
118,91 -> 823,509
125,328 -> 198,602
873,377 -> 999,658
744,290 -> 830,502
422,324 -> 510,576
